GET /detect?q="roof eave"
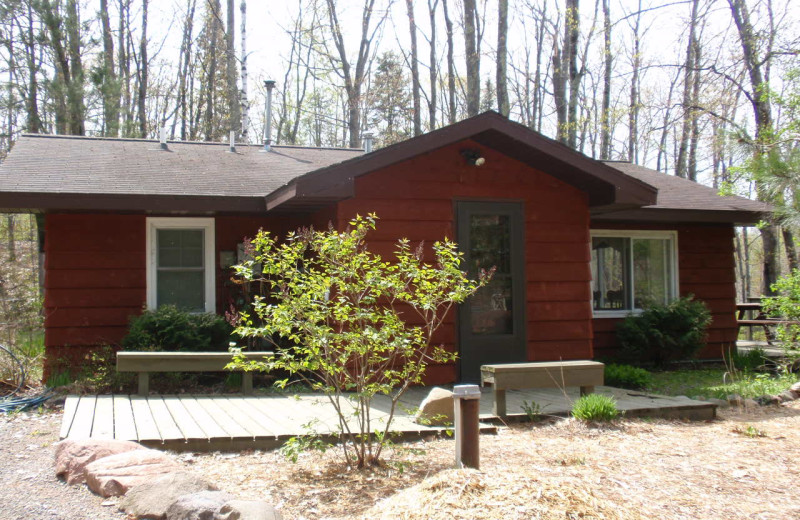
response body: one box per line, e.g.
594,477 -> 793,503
591,207 -> 768,225
0,192 -> 268,213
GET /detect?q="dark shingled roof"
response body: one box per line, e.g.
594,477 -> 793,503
0,113 -> 771,224
595,161 -> 770,224
0,134 -> 362,212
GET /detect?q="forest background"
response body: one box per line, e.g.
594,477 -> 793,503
0,0 -> 797,373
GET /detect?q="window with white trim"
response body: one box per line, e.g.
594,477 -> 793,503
590,230 -> 678,315
146,218 -> 215,313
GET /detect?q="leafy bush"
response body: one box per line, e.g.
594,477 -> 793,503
617,296 -> 711,367
122,305 -> 234,352
604,363 -> 652,390
231,214 -> 487,468
571,394 -> 619,422
763,269 -> 800,355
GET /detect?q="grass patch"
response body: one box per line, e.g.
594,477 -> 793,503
572,394 -> 619,422
647,367 -> 798,399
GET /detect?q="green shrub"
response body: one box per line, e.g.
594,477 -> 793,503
571,394 -> 619,422
763,270 -> 800,360
617,296 -> 711,367
122,305 -> 234,352
604,363 -> 653,390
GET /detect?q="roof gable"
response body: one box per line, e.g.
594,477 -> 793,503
266,111 -> 658,211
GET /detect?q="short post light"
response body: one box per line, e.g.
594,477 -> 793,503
453,384 -> 482,469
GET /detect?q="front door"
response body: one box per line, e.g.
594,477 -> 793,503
457,201 -> 526,382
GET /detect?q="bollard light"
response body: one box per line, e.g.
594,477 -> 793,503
453,384 -> 482,469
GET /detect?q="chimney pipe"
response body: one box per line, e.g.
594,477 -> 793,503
159,126 -> 168,150
263,80 -> 276,152
363,132 -> 374,153
229,130 -> 236,153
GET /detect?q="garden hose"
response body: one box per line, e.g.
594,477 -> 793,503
0,343 -> 55,413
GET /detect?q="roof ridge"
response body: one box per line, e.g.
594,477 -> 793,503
18,133 -> 364,152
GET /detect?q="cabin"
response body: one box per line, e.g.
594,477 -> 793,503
0,112 -> 768,383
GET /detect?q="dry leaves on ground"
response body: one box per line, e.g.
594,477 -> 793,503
188,401 -> 800,520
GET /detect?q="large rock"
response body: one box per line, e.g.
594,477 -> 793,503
85,449 -> 182,498
119,471 -> 217,519
216,500 -> 283,520
166,490 -> 233,520
55,439 -> 145,485
414,387 -> 454,426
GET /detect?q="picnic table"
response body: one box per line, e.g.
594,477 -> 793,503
736,301 -> 800,345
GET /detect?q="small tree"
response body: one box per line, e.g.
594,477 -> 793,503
763,269 -> 800,359
231,215 -> 488,468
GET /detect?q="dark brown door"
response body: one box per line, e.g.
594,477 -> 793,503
457,201 -> 526,382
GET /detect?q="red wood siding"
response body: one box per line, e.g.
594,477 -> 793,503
591,222 -> 738,360
336,139 -> 595,383
44,214 -> 147,377
43,213 -> 312,378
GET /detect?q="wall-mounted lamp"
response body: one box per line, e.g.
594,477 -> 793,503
460,148 -> 486,167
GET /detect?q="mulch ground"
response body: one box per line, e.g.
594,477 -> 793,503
2,400 -> 799,520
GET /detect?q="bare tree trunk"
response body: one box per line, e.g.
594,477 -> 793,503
441,0 -> 456,123
676,0 -> 699,178
656,68 -> 680,172
427,0 -> 438,130
687,37 -> 702,181
565,0 -> 580,148
64,0 -> 84,135
137,0 -> 148,137
118,0 -> 132,136
627,0 -> 641,163
783,228 -> 798,271
496,0 -> 509,116
204,0 -> 221,141
599,0 -> 611,159
173,0 -> 196,139
405,0 -> 422,135
727,0 -> 780,295
100,0 -> 119,136
25,2 -> 41,133
323,0 -> 386,148
463,0 -> 479,117
240,0 -> 248,140
226,0 -> 240,139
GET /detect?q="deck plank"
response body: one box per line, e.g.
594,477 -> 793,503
192,396 -> 254,438
68,395 -> 97,439
147,396 -> 184,441
113,394 -> 138,441
225,397 -> 286,437
129,396 -> 161,442
161,396 -> 209,440
219,397 -> 279,437
180,397 -> 231,439
91,395 -> 115,439
59,396 -> 80,440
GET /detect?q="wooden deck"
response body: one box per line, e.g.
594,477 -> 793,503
60,386 -> 716,452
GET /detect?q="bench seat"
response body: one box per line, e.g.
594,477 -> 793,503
116,351 -> 274,395
480,360 -> 605,417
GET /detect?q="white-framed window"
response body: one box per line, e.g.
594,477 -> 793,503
590,230 -> 678,317
146,217 -> 216,313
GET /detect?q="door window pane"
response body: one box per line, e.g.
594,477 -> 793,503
468,215 -> 513,335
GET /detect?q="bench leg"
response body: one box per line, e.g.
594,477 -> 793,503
580,385 -> 594,396
137,372 -> 149,396
242,372 -> 253,395
493,388 -> 506,417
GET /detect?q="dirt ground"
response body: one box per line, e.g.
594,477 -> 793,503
2,401 -> 799,520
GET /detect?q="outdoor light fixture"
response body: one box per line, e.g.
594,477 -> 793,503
461,148 -> 486,167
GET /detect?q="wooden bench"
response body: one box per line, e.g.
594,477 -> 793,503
116,351 -> 274,396
480,361 -> 605,417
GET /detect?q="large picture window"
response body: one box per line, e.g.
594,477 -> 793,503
591,230 -> 677,315
146,218 -> 215,313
